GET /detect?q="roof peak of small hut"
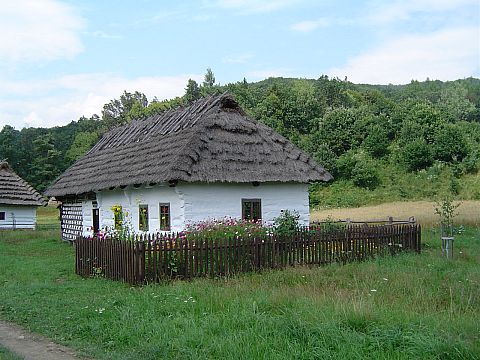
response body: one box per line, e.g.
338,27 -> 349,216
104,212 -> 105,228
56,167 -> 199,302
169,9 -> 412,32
0,160 -> 47,206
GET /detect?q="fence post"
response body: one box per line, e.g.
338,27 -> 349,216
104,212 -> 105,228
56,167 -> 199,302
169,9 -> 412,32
417,224 -> 421,254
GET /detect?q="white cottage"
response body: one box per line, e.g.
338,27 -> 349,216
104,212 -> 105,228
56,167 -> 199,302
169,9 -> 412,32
45,94 -> 332,241
0,160 -> 46,230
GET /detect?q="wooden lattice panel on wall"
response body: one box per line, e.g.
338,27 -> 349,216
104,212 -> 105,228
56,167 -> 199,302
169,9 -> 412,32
61,202 -> 83,241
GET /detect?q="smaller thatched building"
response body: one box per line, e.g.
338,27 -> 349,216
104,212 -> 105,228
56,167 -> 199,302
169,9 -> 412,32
46,93 -> 332,241
0,161 -> 46,230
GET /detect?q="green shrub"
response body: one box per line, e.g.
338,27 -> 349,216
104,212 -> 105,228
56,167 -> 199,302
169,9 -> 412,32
362,125 -> 390,158
433,124 -> 469,163
273,210 -> 301,236
461,150 -> 479,174
335,151 -> 357,179
313,143 -> 337,175
401,139 -> 433,171
352,159 -> 381,190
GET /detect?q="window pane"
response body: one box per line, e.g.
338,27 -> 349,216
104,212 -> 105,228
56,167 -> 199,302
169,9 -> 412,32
114,206 -> 123,230
139,205 -> 149,231
0,212 -> 5,221
242,199 -> 261,221
159,203 -> 170,231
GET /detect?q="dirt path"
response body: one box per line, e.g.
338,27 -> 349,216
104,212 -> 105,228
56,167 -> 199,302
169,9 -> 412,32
0,320 -> 85,360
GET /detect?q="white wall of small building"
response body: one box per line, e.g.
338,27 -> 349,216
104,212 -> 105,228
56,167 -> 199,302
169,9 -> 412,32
80,182 -> 310,235
0,205 -> 37,230
82,184 -> 185,235
179,182 -> 310,227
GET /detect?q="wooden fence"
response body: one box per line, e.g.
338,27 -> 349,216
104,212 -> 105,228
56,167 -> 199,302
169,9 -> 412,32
75,223 -> 421,285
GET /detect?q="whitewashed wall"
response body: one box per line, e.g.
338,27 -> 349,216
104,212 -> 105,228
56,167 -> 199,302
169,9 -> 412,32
86,184 -> 185,234
82,182 -> 310,235
0,205 -> 37,229
178,182 -> 310,227
81,200 -> 95,236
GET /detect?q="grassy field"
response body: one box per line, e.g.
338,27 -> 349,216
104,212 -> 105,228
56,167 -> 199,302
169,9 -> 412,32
0,346 -> 22,360
312,200 -> 480,227
0,206 -> 479,359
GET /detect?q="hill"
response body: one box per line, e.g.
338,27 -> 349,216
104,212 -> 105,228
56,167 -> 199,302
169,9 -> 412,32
0,75 -> 479,206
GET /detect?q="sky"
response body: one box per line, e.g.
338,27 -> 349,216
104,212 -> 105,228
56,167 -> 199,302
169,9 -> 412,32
0,0 -> 479,129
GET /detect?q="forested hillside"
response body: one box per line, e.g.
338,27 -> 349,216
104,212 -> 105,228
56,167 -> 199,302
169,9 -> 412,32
1,73 -> 479,207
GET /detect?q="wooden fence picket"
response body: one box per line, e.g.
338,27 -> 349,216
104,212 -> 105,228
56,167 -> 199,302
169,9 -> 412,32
74,221 -> 422,285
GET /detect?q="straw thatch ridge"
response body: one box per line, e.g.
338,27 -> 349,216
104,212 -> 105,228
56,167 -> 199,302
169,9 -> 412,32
45,93 -> 332,197
0,160 -> 47,206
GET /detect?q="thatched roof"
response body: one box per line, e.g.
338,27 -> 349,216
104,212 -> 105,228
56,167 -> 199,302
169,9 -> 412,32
45,93 -> 332,197
0,161 -> 46,206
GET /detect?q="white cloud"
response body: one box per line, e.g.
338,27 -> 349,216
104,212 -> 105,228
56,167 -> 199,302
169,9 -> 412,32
0,0 -> 84,63
222,53 -> 254,64
369,0 -> 477,23
328,27 -> 479,84
290,18 -> 329,32
0,73 -> 202,129
211,0 -> 296,14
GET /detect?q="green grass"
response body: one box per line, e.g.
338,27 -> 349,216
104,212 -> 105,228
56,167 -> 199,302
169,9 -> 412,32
0,346 -> 22,360
36,205 -> 60,231
311,167 -> 480,209
0,226 -> 479,360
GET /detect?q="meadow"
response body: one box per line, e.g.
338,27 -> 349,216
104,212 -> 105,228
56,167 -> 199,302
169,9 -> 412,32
0,206 -> 479,359
0,345 -> 21,360
312,200 -> 480,227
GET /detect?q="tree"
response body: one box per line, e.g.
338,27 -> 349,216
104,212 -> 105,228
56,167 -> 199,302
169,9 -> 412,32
102,91 -> 148,127
433,124 -> 469,163
362,125 -> 390,158
184,79 -> 201,103
0,125 -> 20,167
32,133 -> 62,191
203,68 -> 215,88
401,139 -> 433,171
66,131 -> 99,163
404,102 -> 444,144
437,82 -> 477,122
313,143 -> 337,175
314,107 -> 365,156
351,157 -> 380,190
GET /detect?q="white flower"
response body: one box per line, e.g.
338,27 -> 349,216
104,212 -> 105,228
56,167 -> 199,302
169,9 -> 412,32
370,289 -> 377,292
383,278 -> 388,281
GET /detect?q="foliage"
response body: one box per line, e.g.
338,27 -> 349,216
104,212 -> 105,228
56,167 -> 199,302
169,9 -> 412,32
400,139 -> 433,172
202,68 -> 216,88
102,91 -> 148,128
66,131 -> 99,162
184,79 -> 201,103
362,124 -> 390,158
0,75 -> 479,197
272,210 -> 301,236
184,217 -> 267,241
433,124 -> 469,162
434,197 -> 461,235
317,215 -> 346,233
97,205 -> 134,241
312,143 -> 337,175
351,157 -> 380,190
